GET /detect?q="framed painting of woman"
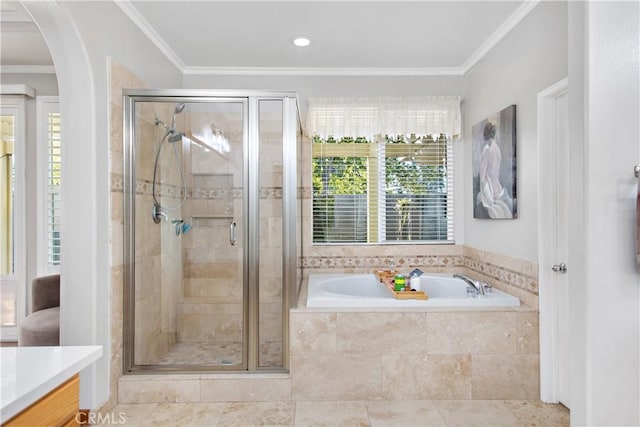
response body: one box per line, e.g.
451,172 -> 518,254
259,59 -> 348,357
472,105 -> 517,219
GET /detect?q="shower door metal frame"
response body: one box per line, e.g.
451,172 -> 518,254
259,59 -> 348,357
122,89 -> 298,374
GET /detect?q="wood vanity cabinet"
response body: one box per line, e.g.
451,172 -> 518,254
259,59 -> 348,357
3,374 -> 79,427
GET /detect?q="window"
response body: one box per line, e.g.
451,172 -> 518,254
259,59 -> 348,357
1,113 -> 16,328
37,97 -> 61,274
312,134 -> 453,244
306,96 -> 460,245
1,96 -> 26,334
1,115 -> 15,277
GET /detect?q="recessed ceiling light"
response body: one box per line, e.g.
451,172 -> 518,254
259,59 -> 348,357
290,35 -> 311,47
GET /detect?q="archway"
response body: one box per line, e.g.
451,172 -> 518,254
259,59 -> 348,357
22,1 -> 108,409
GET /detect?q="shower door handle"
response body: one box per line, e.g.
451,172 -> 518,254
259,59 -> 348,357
230,220 -> 237,246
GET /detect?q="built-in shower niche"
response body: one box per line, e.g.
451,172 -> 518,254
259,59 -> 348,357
123,92 -> 299,373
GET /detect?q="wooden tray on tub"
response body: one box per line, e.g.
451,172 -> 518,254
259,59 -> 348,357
374,270 -> 428,300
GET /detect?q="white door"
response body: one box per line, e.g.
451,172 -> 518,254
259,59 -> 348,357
537,78 -> 570,407
553,92 -> 570,407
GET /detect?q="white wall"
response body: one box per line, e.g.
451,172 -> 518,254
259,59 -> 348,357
0,73 -> 58,94
184,74 -> 466,118
569,2 -> 640,425
463,2 -> 568,262
24,1 -> 181,409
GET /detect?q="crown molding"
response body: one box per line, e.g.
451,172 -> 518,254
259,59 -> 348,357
121,0 -> 541,77
115,1 -> 186,73
1,84 -> 36,97
460,0 -> 541,74
183,66 -> 465,77
1,65 -> 56,74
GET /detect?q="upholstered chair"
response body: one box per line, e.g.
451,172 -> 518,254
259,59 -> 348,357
18,274 -> 60,346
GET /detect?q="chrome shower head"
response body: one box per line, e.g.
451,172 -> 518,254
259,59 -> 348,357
171,103 -> 186,129
174,103 -> 186,115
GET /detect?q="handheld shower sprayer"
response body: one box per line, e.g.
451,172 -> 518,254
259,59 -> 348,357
151,102 -> 188,226
155,103 -> 186,143
171,103 -> 186,129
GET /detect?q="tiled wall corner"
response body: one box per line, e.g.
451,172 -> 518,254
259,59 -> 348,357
108,61 -> 148,412
463,246 -> 539,309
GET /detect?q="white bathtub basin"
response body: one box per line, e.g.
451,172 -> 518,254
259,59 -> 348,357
306,273 -> 520,308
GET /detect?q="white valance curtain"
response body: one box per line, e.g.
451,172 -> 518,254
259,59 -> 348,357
305,96 -> 462,139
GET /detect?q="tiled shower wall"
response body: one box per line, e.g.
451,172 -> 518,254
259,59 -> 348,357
106,61 -> 144,413
133,101 -> 182,365
178,130 -> 244,347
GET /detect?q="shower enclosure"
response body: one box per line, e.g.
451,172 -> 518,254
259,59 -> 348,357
122,90 -> 300,372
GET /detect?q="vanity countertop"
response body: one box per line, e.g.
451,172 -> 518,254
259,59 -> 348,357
1,345 -> 102,423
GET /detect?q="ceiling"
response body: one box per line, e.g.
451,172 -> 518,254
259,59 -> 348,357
0,1 -> 53,69
1,1 -> 538,75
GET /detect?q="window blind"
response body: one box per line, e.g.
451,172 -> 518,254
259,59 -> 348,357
379,134 -> 453,243
312,137 -> 370,243
46,112 -> 61,266
311,134 -> 454,244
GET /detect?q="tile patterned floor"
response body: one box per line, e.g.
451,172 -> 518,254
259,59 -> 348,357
98,400 -> 569,426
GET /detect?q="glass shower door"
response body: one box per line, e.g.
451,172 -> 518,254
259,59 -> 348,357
129,99 -> 248,370
123,91 -> 298,374
175,100 -> 248,368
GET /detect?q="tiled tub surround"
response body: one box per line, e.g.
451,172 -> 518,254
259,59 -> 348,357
290,247 -> 539,402
290,295 -> 539,401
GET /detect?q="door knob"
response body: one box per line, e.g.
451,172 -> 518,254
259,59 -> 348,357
552,263 -> 567,273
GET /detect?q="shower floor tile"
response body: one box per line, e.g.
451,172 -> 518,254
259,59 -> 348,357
158,342 -> 242,366
157,341 -> 283,367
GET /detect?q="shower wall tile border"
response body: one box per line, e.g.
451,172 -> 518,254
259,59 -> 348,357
111,173 -> 123,193
111,173 -> 284,201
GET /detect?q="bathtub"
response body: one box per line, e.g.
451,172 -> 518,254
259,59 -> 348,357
306,273 -> 520,308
